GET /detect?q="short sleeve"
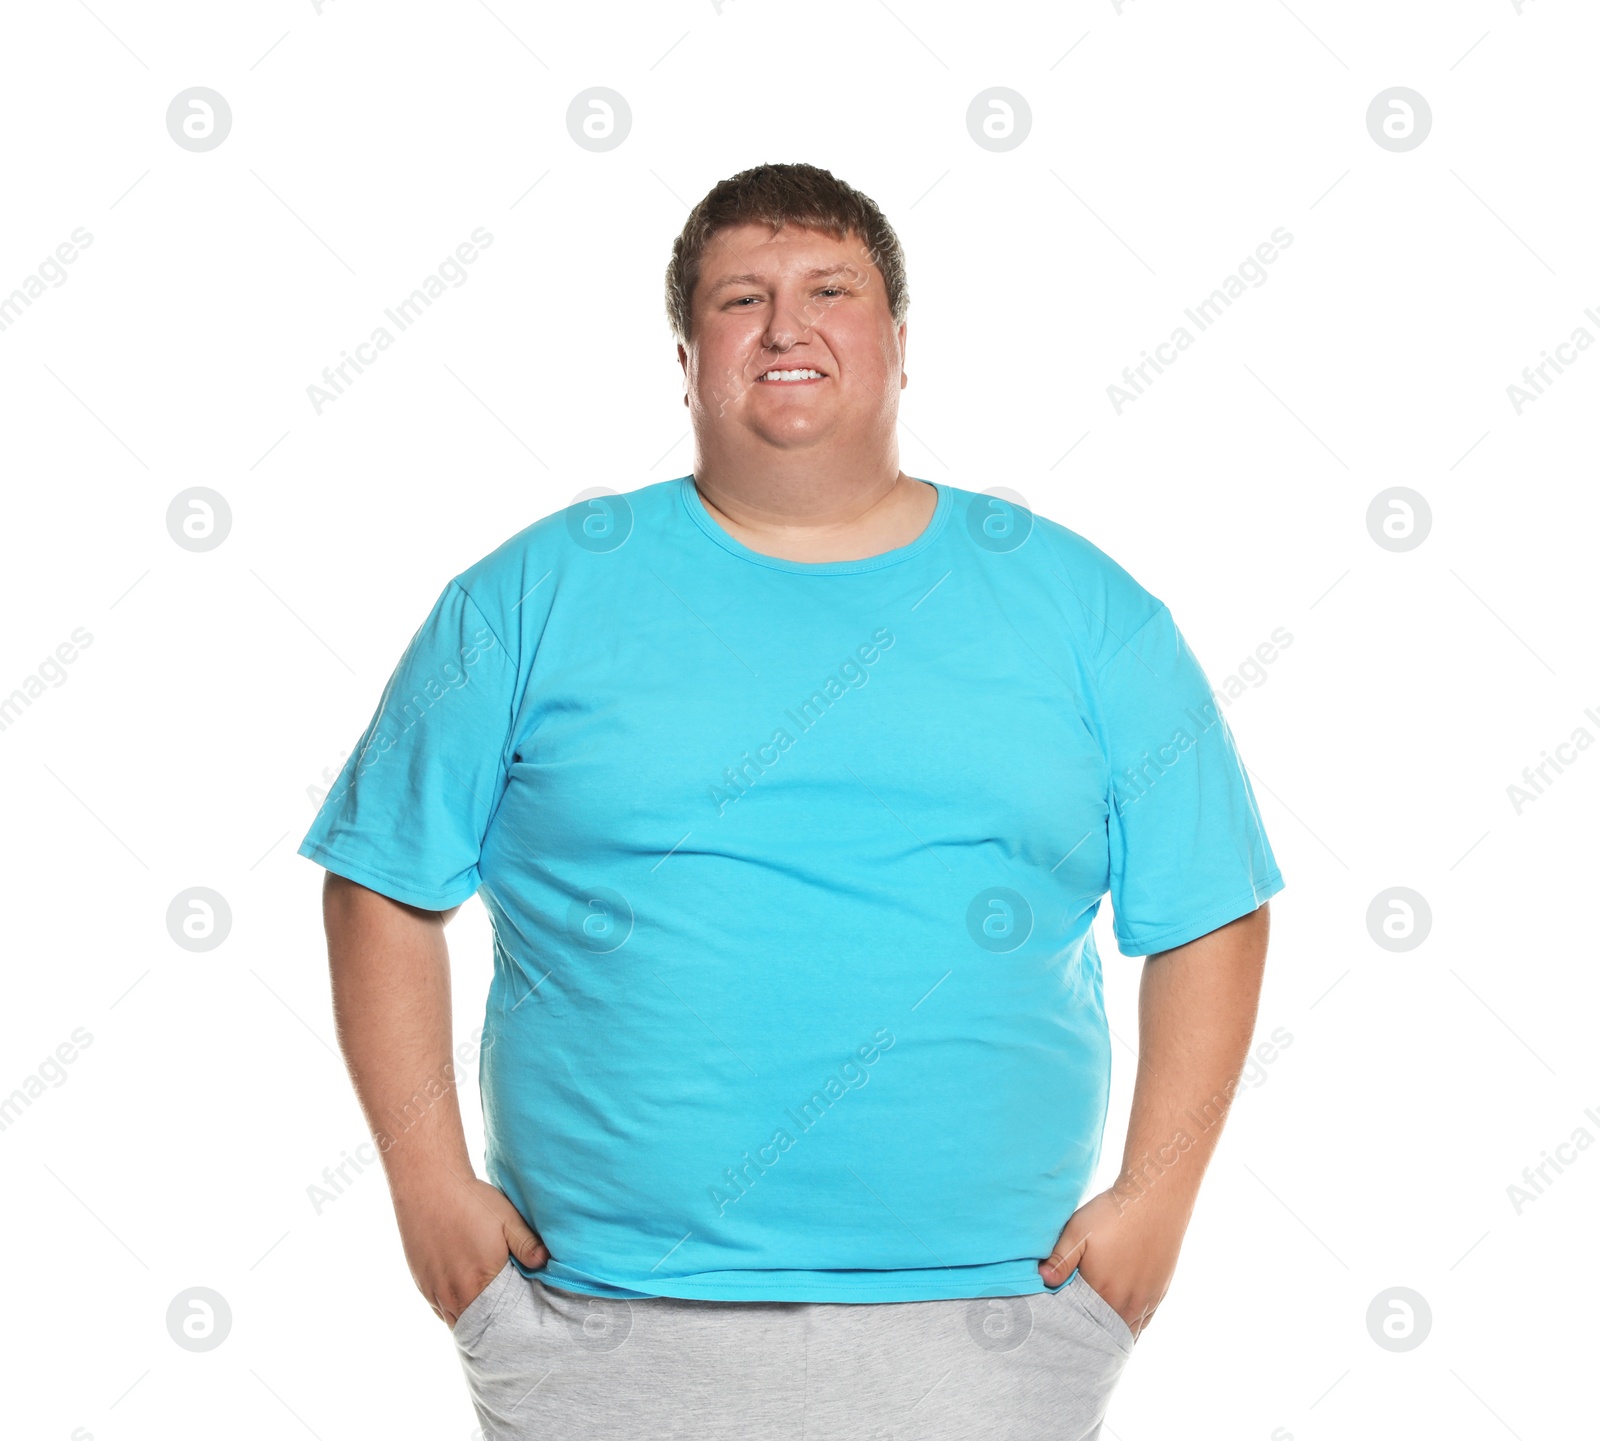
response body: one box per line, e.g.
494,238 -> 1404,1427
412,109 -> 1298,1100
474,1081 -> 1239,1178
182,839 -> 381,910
1097,605 -> 1284,957
298,579 -> 517,910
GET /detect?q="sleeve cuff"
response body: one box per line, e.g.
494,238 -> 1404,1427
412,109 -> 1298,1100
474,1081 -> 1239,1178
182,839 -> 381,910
1113,870 -> 1284,958
296,838 -> 482,912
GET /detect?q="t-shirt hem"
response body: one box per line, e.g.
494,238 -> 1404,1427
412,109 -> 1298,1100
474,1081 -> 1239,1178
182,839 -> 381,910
296,839 -> 480,912
1115,870 -> 1285,957
520,1257 -> 1056,1304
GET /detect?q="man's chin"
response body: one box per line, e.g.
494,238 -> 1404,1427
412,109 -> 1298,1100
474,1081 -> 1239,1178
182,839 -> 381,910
734,418 -> 836,452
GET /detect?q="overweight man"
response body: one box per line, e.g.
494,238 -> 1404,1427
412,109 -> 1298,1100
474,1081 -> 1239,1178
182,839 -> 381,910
301,161 -> 1283,1440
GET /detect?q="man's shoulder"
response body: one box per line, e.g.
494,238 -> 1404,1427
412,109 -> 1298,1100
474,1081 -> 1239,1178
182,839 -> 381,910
943,483 -> 1168,668
447,477 -> 680,617
944,483 -> 1163,599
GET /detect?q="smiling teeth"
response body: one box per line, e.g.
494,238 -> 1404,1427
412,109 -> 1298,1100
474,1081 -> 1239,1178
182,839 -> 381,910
760,369 -> 823,381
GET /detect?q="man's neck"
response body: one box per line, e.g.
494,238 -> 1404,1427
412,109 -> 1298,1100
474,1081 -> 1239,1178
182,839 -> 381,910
690,450 -> 936,564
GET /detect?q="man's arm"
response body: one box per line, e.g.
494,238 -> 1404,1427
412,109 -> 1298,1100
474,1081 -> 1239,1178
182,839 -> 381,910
321,871 -> 547,1326
1039,902 -> 1271,1335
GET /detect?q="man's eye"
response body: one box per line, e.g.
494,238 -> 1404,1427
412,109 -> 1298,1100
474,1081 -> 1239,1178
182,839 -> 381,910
819,287 -> 846,297
731,295 -> 760,306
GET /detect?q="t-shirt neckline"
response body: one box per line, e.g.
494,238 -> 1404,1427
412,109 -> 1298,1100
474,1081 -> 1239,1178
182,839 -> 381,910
677,474 -> 951,575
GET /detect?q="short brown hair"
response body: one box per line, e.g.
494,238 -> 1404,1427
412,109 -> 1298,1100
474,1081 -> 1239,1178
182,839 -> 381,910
665,162 -> 909,343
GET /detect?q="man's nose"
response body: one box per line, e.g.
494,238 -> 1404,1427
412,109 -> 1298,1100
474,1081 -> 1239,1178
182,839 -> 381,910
762,291 -> 812,352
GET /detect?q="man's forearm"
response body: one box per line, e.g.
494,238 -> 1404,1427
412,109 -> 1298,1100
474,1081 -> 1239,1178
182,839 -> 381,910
1113,903 -> 1271,1223
322,872 -> 472,1200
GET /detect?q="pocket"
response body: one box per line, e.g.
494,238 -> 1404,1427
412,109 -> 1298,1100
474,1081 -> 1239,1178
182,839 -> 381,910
450,1258 -> 517,1347
1069,1270 -> 1136,1353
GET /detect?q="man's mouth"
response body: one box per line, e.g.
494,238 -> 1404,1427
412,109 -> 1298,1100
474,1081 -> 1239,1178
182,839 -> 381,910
757,368 -> 825,383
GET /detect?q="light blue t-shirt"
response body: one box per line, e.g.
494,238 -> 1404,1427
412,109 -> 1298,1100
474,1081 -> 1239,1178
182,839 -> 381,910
300,477 -> 1283,1303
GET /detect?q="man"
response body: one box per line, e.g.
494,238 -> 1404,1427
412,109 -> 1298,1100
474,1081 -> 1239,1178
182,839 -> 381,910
301,162 -> 1282,1439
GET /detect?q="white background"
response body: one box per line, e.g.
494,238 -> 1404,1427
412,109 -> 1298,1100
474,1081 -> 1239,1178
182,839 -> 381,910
2,1 -> 1593,1437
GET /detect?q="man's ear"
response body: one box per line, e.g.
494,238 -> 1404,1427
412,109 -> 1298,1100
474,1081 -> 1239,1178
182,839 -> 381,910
678,342 -> 690,406
898,321 -> 908,389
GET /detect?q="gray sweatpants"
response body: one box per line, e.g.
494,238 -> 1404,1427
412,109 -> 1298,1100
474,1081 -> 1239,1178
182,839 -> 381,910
451,1261 -> 1134,1440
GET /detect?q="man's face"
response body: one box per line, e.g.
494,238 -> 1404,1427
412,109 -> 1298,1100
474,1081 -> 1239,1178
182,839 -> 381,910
678,222 -> 906,452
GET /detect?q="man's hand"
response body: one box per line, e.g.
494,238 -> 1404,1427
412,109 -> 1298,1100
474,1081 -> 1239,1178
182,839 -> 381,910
396,1172 -> 550,1328
1037,904 -> 1271,1339
319,874 -> 552,1327
1038,1186 -> 1184,1338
